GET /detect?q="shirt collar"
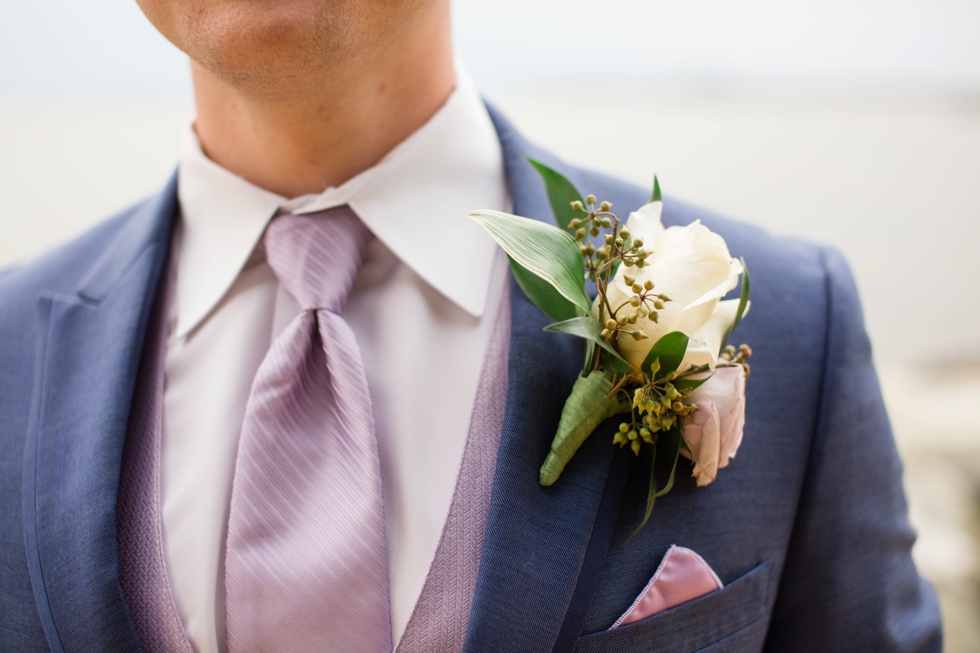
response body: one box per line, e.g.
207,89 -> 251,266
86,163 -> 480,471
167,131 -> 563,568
174,63 -> 507,338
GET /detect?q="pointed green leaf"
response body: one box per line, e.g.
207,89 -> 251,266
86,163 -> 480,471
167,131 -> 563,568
543,316 -> 630,374
469,210 -> 591,314
672,372 -> 714,391
650,175 -> 662,203
631,425 -> 682,537
632,442 -> 657,539
539,371 -> 632,486
720,257 -> 750,355
654,426 -> 682,499
509,257 -> 581,322
526,157 -> 586,236
641,331 -> 690,379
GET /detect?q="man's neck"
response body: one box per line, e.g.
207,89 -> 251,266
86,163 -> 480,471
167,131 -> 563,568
190,5 -> 455,199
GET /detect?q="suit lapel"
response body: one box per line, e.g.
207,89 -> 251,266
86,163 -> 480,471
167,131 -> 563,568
22,175 -> 178,653
462,108 -> 631,653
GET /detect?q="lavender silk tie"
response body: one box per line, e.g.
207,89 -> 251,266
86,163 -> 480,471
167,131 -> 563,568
225,206 -> 391,653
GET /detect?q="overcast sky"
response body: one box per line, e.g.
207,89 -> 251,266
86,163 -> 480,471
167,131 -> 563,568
1,0 -> 979,99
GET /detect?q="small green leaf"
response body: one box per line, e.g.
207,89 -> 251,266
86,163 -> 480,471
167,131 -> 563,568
539,371 -> 632,486
654,426 -> 682,499
632,442 -> 657,539
650,175 -> 662,203
631,425 -> 682,537
719,257 -> 750,355
509,257 -> 581,322
526,158 -> 586,236
641,331 -> 690,379
469,210 -> 591,314
672,373 -> 714,391
543,317 -> 630,374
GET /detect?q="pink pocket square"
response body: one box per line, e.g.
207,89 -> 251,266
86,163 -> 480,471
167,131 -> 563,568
612,545 -> 723,628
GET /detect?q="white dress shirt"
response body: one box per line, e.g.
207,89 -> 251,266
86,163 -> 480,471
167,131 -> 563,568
161,65 -> 509,653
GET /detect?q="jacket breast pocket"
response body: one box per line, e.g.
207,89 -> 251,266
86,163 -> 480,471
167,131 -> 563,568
573,559 -> 772,653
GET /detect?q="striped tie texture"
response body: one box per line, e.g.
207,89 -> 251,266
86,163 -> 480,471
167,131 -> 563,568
225,206 -> 391,652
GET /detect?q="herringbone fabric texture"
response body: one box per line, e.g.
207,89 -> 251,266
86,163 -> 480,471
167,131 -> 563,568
396,280 -> 510,653
116,243 -> 194,653
225,206 -> 391,653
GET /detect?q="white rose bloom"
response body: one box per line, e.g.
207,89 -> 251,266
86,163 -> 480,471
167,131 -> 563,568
593,201 -> 746,371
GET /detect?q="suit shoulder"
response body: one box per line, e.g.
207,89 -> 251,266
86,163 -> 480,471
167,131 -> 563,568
566,165 -> 831,292
0,194 -> 164,311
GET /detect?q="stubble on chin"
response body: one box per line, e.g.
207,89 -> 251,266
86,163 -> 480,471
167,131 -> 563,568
145,0 -> 392,101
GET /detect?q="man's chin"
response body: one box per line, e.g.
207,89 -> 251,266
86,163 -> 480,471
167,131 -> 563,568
145,0 -> 361,94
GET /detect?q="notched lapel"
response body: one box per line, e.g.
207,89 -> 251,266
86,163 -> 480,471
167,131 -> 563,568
22,174 -> 177,653
463,108 -> 633,653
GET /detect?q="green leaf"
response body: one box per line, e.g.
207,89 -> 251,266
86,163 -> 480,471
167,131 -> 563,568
509,257 -> 581,322
654,426 -> 682,499
468,210 -> 592,314
526,158 -> 586,236
672,372 -> 714,391
719,257 -> 750,355
641,331 -> 690,379
544,317 -> 630,374
633,442 -> 657,539
650,175 -> 662,203
631,425 -> 682,537
539,371 -> 632,486
583,339 -> 596,376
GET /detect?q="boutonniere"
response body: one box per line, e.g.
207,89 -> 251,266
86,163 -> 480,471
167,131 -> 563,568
469,160 -> 752,533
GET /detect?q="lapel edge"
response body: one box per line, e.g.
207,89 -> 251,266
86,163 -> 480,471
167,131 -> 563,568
22,295 -> 67,653
464,105 -> 634,652
22,173 -> 178,652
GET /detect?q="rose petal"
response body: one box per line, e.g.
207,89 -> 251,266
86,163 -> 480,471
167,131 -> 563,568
692,402 -> 721,486
683,299 -> 751,370
625,201 -> 665,239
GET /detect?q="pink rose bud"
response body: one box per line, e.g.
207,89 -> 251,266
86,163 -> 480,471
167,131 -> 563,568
681,365 -> 747,486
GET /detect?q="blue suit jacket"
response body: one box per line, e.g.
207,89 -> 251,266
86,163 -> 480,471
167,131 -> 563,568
0,107 -> 941,652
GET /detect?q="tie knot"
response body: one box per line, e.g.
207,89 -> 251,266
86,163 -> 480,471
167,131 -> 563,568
264,205 -> 373,313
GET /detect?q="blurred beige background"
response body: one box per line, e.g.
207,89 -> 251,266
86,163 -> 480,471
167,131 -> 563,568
2,0 -> 979,648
